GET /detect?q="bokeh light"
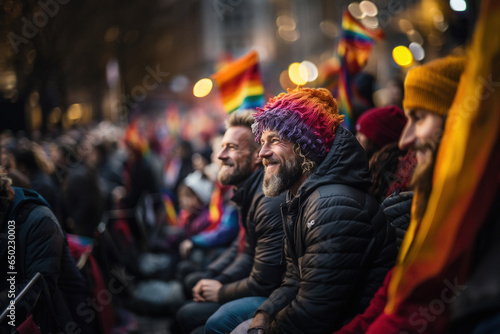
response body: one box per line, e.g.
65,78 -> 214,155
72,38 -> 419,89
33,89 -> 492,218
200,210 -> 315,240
409,42 -> 425,61
348,2 -> 365,19
359,1 -> 378,17
450,0 -> 467,11
193,78 -> 213,97
299,61 -> 319,82
392,46 -> 413,67
288,62 -> 307,85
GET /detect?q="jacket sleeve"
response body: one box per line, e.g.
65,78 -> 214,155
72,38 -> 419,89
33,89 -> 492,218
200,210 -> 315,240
206,236 -> 240,277
218,195 -> 286,303
256,245 -> 300,318
334,269 -> 392,334
271,193 -> 379,334
190,205 -> 239,248
212,233 -> 254,284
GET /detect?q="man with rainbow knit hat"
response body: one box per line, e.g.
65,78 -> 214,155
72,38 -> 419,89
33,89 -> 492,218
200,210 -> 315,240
241,87 -> 397,333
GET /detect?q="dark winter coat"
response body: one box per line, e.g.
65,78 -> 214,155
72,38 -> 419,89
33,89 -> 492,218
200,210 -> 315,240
0,187 -> 93,333
258,126 -> 397,334
210,167 -> 287,303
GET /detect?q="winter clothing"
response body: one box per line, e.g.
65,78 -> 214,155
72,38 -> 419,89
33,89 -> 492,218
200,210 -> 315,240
355,105 -> 406,148
0,187 -> 92,333
382,191 -> 413,250
190,204 -> 239,248
216,167 -> 286,302
334,269 -> 393,334
176,167 -> 286,332
403,56 -> 466,116
183,171 -> 214,206
256,126 -> 397,333
252,87 -> 343,164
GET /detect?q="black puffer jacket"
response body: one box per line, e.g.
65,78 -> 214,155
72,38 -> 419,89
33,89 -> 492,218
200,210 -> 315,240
214,167 -> 287,303
0,187 -> 93,333
258,127 -> 397,334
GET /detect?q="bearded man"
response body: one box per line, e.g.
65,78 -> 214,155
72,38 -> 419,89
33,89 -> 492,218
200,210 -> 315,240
176,110 -> 286,334
242,87 -> 397,334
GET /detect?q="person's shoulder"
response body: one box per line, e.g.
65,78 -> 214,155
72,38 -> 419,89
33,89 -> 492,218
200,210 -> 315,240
308,183 -> 375,211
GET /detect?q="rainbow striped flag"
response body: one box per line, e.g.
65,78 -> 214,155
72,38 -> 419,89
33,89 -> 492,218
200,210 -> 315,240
161,189 -> 178,226
386,0 -> 500,313
212,50 -> 265,114
208,183 -> 224,229
336,9 -> 384,130
124,119 -> 151,160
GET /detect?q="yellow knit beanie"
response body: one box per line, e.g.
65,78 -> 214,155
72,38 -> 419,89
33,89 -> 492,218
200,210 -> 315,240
403,56 -> 467,116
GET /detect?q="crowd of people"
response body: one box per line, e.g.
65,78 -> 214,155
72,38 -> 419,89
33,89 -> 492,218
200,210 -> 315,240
1,15 -> 499,334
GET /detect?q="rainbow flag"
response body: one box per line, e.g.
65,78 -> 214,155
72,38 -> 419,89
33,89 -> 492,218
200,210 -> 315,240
212,50 -> 265,113
336,9 -> 384,130
208,183 -> 224,229
124,119 -> 151,160
161,190 -> 178,226
386,0 -> 500,313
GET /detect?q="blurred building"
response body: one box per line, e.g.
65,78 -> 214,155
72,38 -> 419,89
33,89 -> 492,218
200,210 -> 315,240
0,0 -> 478,134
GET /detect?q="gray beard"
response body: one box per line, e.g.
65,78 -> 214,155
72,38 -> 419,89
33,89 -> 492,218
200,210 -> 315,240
263,157 -> 303,197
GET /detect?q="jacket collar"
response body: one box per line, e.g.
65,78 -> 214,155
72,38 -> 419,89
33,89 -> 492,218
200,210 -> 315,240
290,126 -> 372,205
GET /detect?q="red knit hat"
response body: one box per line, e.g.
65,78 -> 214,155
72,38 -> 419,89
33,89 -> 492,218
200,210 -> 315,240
355,105 -> 407,148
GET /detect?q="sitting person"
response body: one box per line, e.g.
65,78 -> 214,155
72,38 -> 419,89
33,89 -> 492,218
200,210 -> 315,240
0,171 -> 94,333
236,87 -> 397,334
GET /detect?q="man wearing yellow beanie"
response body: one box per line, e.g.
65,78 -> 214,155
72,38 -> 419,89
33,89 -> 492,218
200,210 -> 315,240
399,56 -> 466,222
330,55 -> 467,334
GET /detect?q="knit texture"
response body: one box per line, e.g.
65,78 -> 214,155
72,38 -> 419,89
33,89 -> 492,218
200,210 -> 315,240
252,87 -> 344,164
403,56 -> 466,116
355,105 -> 407,148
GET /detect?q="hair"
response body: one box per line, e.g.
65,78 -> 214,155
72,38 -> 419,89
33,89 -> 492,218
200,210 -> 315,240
369,143 -> 407,202
293,143 -> 317,176
14,142 -> 55,176
411,139 -> 439,222
226,109 -> 260,151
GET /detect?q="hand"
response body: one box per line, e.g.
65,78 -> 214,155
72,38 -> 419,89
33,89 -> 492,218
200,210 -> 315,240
382,191 -> 413,228
192,280 -> 205,303
248,311 -> 272,334
179,239 -> 193,259
198,279 -> 222,302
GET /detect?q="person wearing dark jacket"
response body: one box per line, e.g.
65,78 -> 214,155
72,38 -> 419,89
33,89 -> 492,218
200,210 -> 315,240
242,87 -> 397,334
0,173 -> 94,333
176,111 -> 286,334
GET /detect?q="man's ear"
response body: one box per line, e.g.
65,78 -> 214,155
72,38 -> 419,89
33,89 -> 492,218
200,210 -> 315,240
253,149 -> 262,166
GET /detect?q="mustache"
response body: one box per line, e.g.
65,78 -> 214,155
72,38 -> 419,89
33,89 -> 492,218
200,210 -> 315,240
262,158 -> 280,167
414,140 -> 438,153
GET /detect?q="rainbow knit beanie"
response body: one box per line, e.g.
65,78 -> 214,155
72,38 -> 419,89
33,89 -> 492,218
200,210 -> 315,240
252,87 -> 344,164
